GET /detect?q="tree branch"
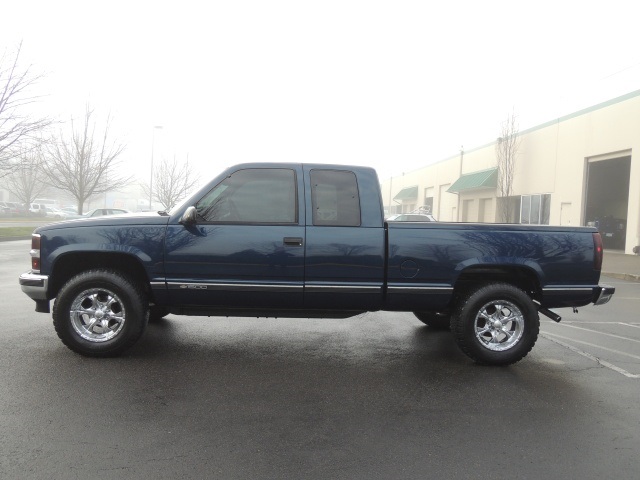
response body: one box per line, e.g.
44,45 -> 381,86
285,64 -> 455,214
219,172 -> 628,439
42,105 -> 131,214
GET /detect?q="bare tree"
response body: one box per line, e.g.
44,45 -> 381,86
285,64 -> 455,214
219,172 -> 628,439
0,43 -> 50,175
43,106 -> 130,214
142,156 -> 199,211
1,143 -> 48,205
496,111 -> 521,223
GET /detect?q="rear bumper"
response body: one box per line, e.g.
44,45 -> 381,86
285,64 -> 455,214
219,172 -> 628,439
541,284 -> 616,308
593,284 -> 615,306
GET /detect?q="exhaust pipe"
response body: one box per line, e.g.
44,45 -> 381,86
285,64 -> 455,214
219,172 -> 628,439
538,306 -> 561,323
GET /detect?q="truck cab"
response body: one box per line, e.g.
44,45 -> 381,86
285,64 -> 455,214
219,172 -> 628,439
162,164 -> 386,315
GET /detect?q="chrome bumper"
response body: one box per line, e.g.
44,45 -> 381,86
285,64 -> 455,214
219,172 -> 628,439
593,284 -> 615,306
19,271 -> 49,301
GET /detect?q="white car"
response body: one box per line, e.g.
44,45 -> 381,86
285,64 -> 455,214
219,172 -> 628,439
386,213 -> 437,222
83,208 -> 131,217
30,203 -> 53,216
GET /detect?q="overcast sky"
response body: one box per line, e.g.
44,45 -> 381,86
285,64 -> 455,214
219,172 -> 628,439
3,0 -> 640,184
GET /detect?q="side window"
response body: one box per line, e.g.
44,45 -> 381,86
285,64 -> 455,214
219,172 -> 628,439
520,194 -> 551,225
310,169 -> 361,227
196,168 -> 297,223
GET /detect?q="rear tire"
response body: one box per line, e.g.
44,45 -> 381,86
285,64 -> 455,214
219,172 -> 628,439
450,283 -> 539,366
53,269 -> 149,357
413,311 -> 451,330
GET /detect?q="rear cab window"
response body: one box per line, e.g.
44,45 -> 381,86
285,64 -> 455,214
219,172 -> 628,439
310,169 -> 361,227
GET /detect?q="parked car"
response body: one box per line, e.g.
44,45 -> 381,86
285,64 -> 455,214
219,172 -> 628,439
30,203 -> 51,217
387,213 -> 437,222
0,201 -> 10,216
83,208 -> 130,217
45,207 -> 81,220
594,216 -> 626,250
5,202 -> 29,217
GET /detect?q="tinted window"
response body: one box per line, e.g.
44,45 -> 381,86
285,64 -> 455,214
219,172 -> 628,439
310,169 -> 361,226
196,168 -> 297,223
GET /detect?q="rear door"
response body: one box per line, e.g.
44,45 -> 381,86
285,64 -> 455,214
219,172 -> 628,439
303,167 -> 385,310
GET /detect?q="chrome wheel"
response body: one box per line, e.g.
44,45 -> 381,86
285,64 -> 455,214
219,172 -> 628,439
54,269 -> 149,357
451,283 -> 539,365
70,288 -> 126,342
474,300 -> 524,351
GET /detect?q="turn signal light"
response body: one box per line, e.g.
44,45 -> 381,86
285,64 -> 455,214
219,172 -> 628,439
30,234 -> 41,273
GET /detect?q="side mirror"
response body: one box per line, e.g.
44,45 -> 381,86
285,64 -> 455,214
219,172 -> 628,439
179,206 -> 197,225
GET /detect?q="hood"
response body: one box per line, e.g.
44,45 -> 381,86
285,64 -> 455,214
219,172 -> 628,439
34,212 -> 171,233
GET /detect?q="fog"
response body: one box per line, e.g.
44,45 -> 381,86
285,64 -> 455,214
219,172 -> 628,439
2,0 -> 640,187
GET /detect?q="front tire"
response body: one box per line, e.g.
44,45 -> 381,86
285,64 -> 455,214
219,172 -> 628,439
53,269 -> 149,357
451,283 -> 539,366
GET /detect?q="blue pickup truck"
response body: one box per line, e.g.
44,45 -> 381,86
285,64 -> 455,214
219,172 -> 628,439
19,163 -> 614,365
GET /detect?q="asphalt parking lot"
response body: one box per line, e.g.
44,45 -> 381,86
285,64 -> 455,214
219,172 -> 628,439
1,239 -> 639,479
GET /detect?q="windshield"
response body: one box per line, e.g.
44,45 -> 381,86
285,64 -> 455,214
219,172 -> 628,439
168,194 -> 197,216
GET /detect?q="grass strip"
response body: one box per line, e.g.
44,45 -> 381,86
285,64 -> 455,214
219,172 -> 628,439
0,226 -> 36,237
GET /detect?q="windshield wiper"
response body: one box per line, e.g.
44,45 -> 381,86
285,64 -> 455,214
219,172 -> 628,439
157,210 -> 169,216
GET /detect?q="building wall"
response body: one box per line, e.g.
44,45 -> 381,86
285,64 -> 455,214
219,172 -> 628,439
380,90 -> 640,254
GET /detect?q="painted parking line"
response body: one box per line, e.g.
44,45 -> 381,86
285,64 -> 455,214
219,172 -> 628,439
543,331 -> 640,360
547,323 -> 640,344
543,321 -> 640,327
541,333 -> 640,379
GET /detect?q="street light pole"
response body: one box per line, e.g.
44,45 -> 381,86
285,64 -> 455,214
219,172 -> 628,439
149,125 -> 163,210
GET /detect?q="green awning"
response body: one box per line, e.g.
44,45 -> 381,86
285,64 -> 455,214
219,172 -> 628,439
393,185 -> 418,201
447,168 -> 498,193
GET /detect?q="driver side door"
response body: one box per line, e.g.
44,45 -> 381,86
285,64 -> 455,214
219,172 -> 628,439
163,166 -> 306,309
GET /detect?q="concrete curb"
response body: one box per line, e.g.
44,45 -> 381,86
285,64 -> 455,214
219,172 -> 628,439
602,272 -> 640,283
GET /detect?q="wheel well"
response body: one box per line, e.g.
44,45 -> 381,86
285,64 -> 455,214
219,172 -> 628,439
452,266 -> 541,303
48,252 -> 151,300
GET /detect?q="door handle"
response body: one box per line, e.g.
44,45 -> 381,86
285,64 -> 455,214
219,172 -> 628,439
283,237 -> 303,246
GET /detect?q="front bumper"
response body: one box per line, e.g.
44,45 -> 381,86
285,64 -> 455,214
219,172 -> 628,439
19,271 -> 49,301
593,284 -> 615,306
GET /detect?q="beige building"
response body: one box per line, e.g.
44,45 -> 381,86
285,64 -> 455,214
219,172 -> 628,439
381,89 -> 640,254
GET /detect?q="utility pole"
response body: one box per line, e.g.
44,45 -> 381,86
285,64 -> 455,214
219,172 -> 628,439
457,145 -> 463,221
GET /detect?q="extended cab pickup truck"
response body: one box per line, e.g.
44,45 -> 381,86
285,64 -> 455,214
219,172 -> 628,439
19,163 -> 615,365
